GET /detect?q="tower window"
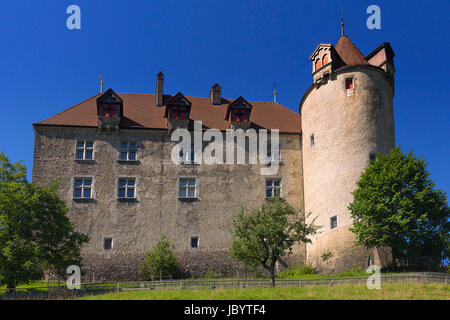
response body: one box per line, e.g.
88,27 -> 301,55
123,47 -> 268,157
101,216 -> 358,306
104,238 -> 113,250
345,78 -> 354,90
310,134 -> 315,147
315,59 -> 322,70
330,216 -> 338,230
191,236 -> 199,249
322,55 -> 329,65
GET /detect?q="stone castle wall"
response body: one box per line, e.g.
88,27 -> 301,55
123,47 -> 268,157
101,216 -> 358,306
32,127 -> 305,280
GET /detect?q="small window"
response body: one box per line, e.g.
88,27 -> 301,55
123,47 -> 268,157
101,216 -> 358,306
179,145 -> 195,164
310,134 -> 315,147
322,55 -> 329,65
101,103 -> 119,117
120,142 -> 137,161
330,216 -> 338,230
179,177 -> 197,198
75,140 -> 94,160
191,236 -> 199,249
345,78 -> 354,90
104,238 -> 113,250
369,153 -> 376,162
118,178 -> 136,199
170,106 -> 188,120
231,108 -> 250,122
74,178 -> 92,199
266,178 -> 281,198
267,142 -> 281,162
315,59 -> 322,70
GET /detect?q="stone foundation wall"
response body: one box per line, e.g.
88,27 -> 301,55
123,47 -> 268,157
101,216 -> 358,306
79,250 -> 306,282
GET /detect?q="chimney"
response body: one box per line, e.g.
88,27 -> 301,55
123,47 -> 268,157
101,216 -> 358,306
155,72 -> 164,107
210,83 -> 221,105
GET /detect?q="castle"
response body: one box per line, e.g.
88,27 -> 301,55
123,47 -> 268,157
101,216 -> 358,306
32,33 -> 395,281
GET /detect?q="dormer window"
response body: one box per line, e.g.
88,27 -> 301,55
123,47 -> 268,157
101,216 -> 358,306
165,92 -> 192,132
315,59 -> 322,70
101,103 -> 119,117
226,96 -> 252,130
96,89 -> 123,134
170,105 -> 189,120
231,108 -> 250,122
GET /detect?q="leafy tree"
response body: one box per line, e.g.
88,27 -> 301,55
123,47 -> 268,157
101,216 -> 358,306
349,146 -> 449,270
139,234 -> 180,280
0,153 -> 89,290
230,197 -> 319,287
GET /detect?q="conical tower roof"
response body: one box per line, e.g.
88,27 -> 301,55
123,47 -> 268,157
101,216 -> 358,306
334,35 -> 369,66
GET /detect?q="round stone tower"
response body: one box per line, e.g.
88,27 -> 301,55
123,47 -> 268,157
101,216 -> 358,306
300,34 -> 396,273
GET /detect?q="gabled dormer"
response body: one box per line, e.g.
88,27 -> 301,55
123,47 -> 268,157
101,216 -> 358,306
225,96 -> 252,130
164,92 -> 192,132
310,43 -> 343,85
96,88 -> 123,134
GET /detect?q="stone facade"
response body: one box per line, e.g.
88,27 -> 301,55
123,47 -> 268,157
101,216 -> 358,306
32,127 -> 305,280
300,66 -> 395,273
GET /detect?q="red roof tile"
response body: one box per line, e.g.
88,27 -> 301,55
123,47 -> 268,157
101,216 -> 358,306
34,93 -> 301,134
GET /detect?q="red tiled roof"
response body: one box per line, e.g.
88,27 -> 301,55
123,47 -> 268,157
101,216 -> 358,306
34,93 -> 301,133
334,35 -> 370,67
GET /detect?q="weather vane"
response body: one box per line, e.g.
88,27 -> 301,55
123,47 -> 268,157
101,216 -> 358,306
99,74 -> 104,93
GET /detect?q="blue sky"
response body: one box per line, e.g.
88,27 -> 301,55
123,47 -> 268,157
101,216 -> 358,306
0,1 -> 449,195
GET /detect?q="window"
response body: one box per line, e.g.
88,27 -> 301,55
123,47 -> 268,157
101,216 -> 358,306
120,142 -> 137,161
169,105 -> 188,120
191,236 -> 199,249
315,59 -> 322,70
74,178 -> 92,199
267,143 -> 281,162
179,177 -> 197,198
231,108 -> 250,122
310,134 -> 315,147
118,178 -> 136,199
330,216 -> 338,230
104,238 -> 113,250
322,55 -> 329,65
179,145 -> 195,164
101,103 -> 119,117
266,178 -> 281,198
369,153 -> 376,162
345,78 -> 354,90
75,141 -> 94,160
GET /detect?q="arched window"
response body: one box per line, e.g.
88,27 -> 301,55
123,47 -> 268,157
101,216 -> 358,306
315,59 -> 322,70
322,55 -> 329,65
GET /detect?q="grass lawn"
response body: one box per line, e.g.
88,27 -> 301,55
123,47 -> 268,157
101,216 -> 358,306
78,282 -> 449,300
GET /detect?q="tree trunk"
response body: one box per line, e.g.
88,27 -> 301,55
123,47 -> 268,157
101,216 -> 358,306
270,264 -> 276,287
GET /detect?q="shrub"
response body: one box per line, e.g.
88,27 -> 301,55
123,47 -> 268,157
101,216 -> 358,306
139,234 -> 180,281
277,265 -> 317,278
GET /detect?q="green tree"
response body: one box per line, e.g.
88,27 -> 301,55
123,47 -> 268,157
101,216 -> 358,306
0,153 -> 89,290
139,234 -> 180,281
349,146 -> 449,270
230,197 -> 319,287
